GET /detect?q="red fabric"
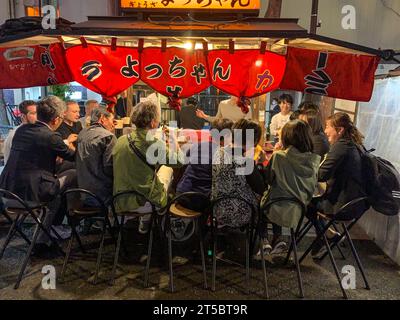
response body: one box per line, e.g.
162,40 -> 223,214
0,43 -> 72,89
140,47 -> 210,99
66,44 -> 140,97
280,47 -> 380,102
207,49 -> 287,98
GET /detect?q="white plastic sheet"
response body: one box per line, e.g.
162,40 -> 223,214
357,77 -> 400,265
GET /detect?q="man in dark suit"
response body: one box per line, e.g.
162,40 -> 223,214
0,96 -> 76,257
177,97 -> 205,130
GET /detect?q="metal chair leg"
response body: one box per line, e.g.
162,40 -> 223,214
259,238 -> 269,299
105,216 -> 116,244
60,231 -> 75,283
245,227 -> 250,295
197,219 -> 208,290
144,214 -> 155,288
110,216 -> 124,285
72,225 -> 86,254
94,220 -> 107,285
211,218 -> 217,292
167,214 -> 174,293
322,233 -> 348,299
13,213 -> 32,246
291,228 -> 304,298
14,212 -> 43,290
0,215 -> 19,260
342,223 -> 370,290
299,220 -> 334,264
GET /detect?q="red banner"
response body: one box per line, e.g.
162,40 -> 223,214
280,47 -> 380,102
140,47 -> 210,98
0,43 -> 73,89
207,49 -> 287,98
65,44 -> 140,98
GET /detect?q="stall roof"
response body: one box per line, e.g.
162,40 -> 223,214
0,16 -> 395,61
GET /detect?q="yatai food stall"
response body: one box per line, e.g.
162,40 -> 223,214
0,0 -> 393,131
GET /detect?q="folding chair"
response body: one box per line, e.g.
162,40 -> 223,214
164,192 -> 210,293
59,189 -> 115,284
298,197 -> 370,299
210,196 -> 265,295
260,197 -> 307,298
109,190 -> 160,286
0,188 -> 64,289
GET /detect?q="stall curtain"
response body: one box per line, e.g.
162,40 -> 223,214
280,47 -> 380,102
140,47 -> 210,99
0,43 -> 381,109
206,49 -> 287,98
0,43 -> 73,89
65,44 -> 140,99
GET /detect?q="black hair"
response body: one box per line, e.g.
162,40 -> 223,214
18,100 -> 36,115
300,110 -> 324,135
298,101 -> 319,113
186,97 -> 198,107
232,119 -> 262,147
281,120 -> 314,153
278,94 -> 293,105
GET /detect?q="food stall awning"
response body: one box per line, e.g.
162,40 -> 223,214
0,16 -> 392,60
0,16 -> 394,103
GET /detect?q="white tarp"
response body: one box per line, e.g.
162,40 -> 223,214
357,77 -> 400,265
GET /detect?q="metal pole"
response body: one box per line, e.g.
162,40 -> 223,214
310,0 -> 319,34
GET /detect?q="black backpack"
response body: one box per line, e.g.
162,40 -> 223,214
358,146 -> 400,216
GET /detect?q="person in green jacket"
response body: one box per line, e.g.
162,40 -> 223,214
113,101 -> 185,234
258,120 -> 320,257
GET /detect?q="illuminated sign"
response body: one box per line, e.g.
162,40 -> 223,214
120,0 -> 260,10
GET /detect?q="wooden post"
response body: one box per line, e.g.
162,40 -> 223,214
310,0 -> 319,34
265,0 -> 282,18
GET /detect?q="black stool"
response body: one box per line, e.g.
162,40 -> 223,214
0,188 -> 64,289
59,189 -> 115,284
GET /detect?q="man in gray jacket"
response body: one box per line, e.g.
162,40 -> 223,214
76,107 -> 116,205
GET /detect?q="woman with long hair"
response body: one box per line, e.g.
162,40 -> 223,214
299,109 -> 329,159
309,112 -> 369,258
258,120 -> 321,257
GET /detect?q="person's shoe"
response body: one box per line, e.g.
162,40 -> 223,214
138,217 -> 151,235
313,234 -> 344,260
254,238 -> 272,260
50,225 -> 71,240
311,238 -> 325,259
271,241 -> 288,255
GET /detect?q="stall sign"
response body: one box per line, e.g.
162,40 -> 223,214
280,47 -> 380,102
66,44 -> 140,98
0,43 -> 72,89
120,0 -> 260,10
140,47 -> 210,98
207,49 -> 287,98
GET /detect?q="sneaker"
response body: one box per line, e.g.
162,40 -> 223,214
254,238 -> 272,260
271,241 -> 288,255
313,234 -> 344,260
311,238 -> 325,258
50,225 -> 71,240
138,216 -> 151,234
